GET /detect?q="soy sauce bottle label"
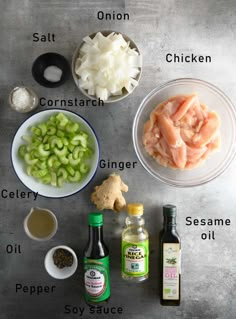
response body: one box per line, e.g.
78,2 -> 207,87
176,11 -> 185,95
122,240 -> 149,277
84,256 -> 110,302
163,243 -> 180,300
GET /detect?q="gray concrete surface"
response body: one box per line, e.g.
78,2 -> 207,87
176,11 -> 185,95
0,0 -> 236,318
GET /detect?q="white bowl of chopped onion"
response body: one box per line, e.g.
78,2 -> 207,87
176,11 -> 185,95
72,31 -> 142,103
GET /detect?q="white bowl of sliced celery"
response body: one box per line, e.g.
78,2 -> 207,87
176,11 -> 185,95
11,109 -> 99,198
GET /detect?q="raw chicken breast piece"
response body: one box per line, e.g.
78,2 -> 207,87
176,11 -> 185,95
143,94 -> 221,170
172,94 -> 198,121
193,112 -> 220,147
157,113 -> 182,147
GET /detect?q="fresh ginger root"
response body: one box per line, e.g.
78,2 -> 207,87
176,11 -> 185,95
91,174 -> 128,212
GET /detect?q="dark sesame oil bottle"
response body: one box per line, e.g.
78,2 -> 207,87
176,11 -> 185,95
160,205 -> 181,306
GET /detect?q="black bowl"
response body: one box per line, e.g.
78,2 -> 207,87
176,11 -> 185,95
32,52 -> 70,88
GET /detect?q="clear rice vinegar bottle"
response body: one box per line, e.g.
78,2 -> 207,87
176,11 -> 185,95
160,205 -> 181,306
122,203 -> 149,282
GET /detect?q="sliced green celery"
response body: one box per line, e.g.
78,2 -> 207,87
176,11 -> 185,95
41,174 -> 51,184
18,145 -> 27,158
56,130 -> 65,138
57,168 -> 68,180
18,112 -> 94,187
33,169 -> 48,178
50,137 -> 63,149
57,176 -> 64,187
59,155 -> 69,165
24,154 -> 38,165
54,146 -> 68,157
22,135 -> 32,143
54,161 -> 61,169
80,163 -> 89,174
31,127 -> 41,136
43,135 -> 49,143
30,150 -> 40,158
26,165 -> 34,176
38,123 -> 47,136
68,154 -> 80,166
71,135 -> 88,147
48,115 -> 57,124
50,172 -> 57,187
36,161 -> 47,170
48,155 -> 57,168
56,113 -> 69,127
66,122 -> 79,133
68,171 -> 81,182
38,144 -> 50,157
66,165 -> 75,176
47,126 -> 57,135
62,137 -> 69,146
72,146 -> 85,159
44,143 -> 50,151
84,147 -> 93,158
68,144 -> 75,152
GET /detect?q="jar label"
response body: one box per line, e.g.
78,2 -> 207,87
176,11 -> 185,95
84,256 -> 110,303
122,240 -> 149,277
163,243 -> 181,300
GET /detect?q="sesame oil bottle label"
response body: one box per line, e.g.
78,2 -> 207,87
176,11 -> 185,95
163,243 -> 180,300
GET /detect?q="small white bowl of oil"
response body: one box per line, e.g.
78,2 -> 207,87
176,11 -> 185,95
24,207 -> 58,241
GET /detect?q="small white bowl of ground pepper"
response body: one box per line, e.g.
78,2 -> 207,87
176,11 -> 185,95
44,245 -> 78,279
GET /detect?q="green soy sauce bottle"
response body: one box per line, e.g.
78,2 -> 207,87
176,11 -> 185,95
160,205 -> 181,306
84,212 -> 110,305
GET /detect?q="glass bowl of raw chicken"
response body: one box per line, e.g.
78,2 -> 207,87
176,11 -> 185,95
133,78 -> 236,187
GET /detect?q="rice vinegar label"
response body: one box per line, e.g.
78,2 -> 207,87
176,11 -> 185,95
122,240 -> 149,277
163,243 -> 180,300
84,256 -> 110,302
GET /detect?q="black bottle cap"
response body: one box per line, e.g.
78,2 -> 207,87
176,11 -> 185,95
163,205 -> 177,217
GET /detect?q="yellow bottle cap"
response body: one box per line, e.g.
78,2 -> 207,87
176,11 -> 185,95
127,203 -> 144,216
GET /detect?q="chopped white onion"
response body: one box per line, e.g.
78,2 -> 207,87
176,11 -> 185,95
75,32 -> 142,101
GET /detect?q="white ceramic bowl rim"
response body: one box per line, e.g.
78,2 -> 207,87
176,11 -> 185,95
133,78 -> 236,187
11,108 -> 100,198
